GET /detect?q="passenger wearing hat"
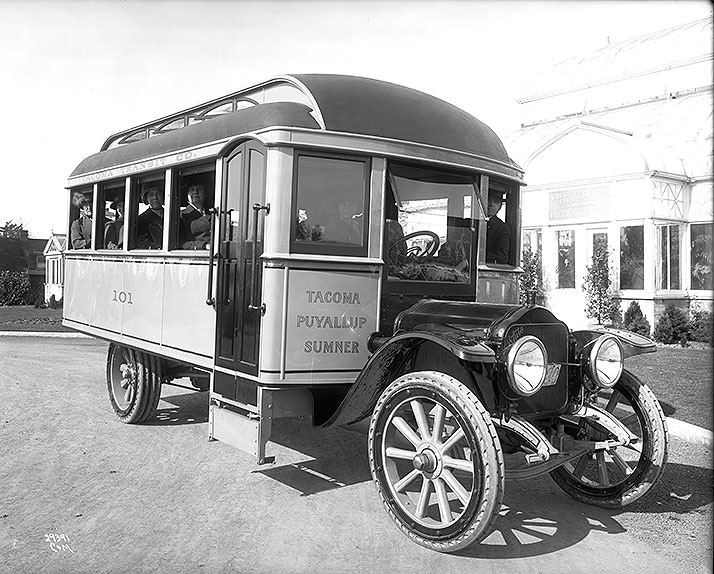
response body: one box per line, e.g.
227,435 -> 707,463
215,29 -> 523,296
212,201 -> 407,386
70,193 -> 93,249
104,198 -> 124,249
137,186 -> 164,249
179,183 -> 212,250
485,191 -> 511,264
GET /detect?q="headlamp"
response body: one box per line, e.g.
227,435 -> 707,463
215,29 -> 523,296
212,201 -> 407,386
506,335 -> 547,396
587,335 -> 623,388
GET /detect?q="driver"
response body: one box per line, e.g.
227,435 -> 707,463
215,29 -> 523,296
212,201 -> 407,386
485,191 -> 511,264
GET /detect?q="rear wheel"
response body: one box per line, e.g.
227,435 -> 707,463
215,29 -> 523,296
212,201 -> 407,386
550,370 -> 668,507
368,371 -> 504,552
106,344 -> 162,423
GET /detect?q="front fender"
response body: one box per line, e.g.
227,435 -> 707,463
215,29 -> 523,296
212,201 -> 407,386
320,330 -> 495,428
571,326 -> 656,359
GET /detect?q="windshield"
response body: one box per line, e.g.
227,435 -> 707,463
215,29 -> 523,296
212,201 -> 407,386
385,163 -> 477,284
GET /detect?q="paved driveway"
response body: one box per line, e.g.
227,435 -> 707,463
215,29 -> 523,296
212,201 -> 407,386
1,337 -> 711,573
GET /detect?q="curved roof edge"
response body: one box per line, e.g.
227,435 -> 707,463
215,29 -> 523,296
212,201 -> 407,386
71,102 -> 320,178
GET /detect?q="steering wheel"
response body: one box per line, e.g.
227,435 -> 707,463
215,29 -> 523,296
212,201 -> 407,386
391,230 -> 440,261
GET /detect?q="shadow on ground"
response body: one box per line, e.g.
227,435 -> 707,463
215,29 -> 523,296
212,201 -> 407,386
147,385 -> 209,426
460,461 -> 712,559
259,415 -> 712,559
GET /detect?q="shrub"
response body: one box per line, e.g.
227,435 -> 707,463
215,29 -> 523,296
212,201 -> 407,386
519,248 -> 545,304
622,301 -> 651,338
0,270 -> 31,306
583,238 -> 620,324
653,304 -> 690,345
689,309 -> 713,345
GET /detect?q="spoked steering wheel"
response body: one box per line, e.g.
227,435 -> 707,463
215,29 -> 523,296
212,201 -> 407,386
391,230 -> 440,261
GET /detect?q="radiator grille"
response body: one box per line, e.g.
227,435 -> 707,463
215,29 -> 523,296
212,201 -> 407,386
504,322 -> 569,416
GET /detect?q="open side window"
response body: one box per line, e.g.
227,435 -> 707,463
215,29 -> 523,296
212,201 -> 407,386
384,162 -> 477,287
129,172 -> 166,251
171,163 -> 216,251
482,179 -> 519,267
98,180 -> 126,250
68,187 -> 94,250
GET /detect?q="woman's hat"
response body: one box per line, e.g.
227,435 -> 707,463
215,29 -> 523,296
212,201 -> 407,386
140,187 -> 163,204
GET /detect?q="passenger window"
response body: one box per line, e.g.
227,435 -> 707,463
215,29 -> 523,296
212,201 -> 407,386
129,173 -> 166,250
172,164 -> 216,251
69,187 -> 94,250
484,182 -> 515,266
386,163 -> 475,283
98,180 -> 126,250
292,153 -> 370,256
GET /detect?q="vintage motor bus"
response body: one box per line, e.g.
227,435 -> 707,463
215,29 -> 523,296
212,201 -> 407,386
64,74 -> 668,552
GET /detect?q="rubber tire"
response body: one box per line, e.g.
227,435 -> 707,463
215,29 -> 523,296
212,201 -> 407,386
106,344 -> 162,424
190,376 -> 210,392
368,371 -> 504,552
550,370 -> 668,507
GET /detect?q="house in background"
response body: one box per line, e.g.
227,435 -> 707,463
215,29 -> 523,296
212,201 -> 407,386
43,233 -> 66,303
505,17 -> 713,329
25,236 -> 48,303
0,227 -> 48,305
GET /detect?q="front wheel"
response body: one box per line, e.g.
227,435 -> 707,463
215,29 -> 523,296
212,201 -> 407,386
550,370 -> 668,507
106,344 -> 162,423
368,371 -> 504,552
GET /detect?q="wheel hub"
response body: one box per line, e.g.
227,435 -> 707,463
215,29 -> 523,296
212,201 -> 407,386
412,449 -> 438,473
120,363 -> 137,386
413,446 -> 443,479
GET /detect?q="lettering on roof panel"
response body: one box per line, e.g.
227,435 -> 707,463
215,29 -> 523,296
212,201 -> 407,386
71,145 -> 220,186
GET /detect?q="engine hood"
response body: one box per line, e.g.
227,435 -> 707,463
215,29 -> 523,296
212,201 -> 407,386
394,299 -> 567,344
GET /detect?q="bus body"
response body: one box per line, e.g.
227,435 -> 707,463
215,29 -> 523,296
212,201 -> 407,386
64,75 -> 667,552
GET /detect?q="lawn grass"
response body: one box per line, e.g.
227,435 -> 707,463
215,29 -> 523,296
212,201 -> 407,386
0,305 -> 69,332
628,346 -> 713,430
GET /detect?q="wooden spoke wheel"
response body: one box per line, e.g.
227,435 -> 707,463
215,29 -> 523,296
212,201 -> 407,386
368,371 -> 504,552
550,370 -> 668,507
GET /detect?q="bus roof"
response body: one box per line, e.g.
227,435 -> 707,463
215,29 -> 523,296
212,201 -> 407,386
70,102 -> 319,178
70,74 -> 522,180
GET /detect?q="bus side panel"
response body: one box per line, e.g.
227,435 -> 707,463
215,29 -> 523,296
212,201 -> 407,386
162,261 -> 215,357
122,259 -> 164,343
64,256 -> 94,326
283,269 -> 379,374
259,265 -> 286,375
91,258 -> 124,332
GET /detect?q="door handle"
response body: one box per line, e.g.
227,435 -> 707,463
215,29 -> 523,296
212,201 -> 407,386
249,203 -> 270,314
205,207 -> 219,307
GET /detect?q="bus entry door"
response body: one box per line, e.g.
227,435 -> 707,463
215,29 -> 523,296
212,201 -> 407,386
214,142 -> 266,400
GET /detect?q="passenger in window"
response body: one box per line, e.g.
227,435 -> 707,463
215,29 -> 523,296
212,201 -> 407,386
296,209 -> 324,241
179,183 -> 212,250
70,193 -> 92,249
324,198 -> 362,244
485,192 -> 511,264
104,198 -> 124,249
137,187 -> 164,249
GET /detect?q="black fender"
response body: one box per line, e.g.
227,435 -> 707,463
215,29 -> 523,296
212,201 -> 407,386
571,326 -> 656,359
320,330 -> 495,428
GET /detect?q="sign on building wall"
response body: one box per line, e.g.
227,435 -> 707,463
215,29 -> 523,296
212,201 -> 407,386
549,187 -> 611,221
